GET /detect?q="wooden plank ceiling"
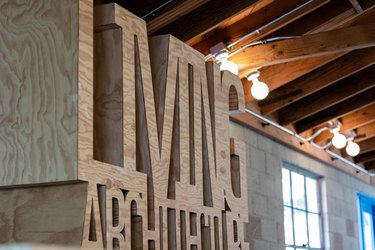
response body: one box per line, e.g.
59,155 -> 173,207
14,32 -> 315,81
95,0 -> 375,172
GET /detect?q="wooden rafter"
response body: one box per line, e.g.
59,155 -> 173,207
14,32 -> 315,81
342,103 -> 375,131
278,65 -> 375,125
255,5 -> 375,94
147,0 -> 209,34
295,86 -> 375,133
191,0 -> 328,55
358,137 -> 375,154
313,104 -> 375,143
259,47 -> 375,114
356,122 -> 375,142
232,23 -> 375,70
365,161 -> 375,171
355,150 -> 375,164
255,53 -> 344,92
150,0 -> 259,42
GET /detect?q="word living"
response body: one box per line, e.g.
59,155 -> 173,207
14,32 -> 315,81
80,3 -> 249,250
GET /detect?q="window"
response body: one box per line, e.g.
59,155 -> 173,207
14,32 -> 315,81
282,164 -> 322,250
358,193 -> 375,250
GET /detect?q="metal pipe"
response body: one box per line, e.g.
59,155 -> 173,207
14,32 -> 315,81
325,149 -> 372,176
142,0 -> 176,20
205,0 -> 320,61
243,109 -> 374,176
226,0 -> 318,50
227,36 -> 299,59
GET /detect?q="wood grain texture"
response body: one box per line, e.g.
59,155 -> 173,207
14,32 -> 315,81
79,3 -> 249,249
192,0 -> 327,55
232,23 -> 375,70
278,65 -> 375,125
260,47 -> 375,114
147,0 -> 210,34
312,104 -> 375,143
151,0 -> 258,43
358,137 -> 375,154
0,0 -> 79,185
0,182 -> 87,245
94,26 -> 123,167
252,3 -> 375,100
295,86 -> 375,133
356,122 -> 375,142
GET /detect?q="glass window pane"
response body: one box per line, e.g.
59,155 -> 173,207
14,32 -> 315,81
286,248 -> 294,250
363,212 -> 374,250
292,172 -> 306,210
282,168 -> 291,206
293,209 -> 308,247
308,213 -> 321,248
306,177 -> 319,213
284,207 -> 294,245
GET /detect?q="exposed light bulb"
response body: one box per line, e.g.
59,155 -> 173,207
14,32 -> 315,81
331,131 -> 347,149
251,78 -> 269,100
346,140 -> 360,157
219,58 -> 239,75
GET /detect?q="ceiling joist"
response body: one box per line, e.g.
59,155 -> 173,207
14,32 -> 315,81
147,0 -> 209,34
358,137 -> 375,154
233,23 -> 375,70
151,0 -> 259,43
192,0 -> 329,55
259,47 -> 375,114
355,150 -> 375,164
313,104 -> 375,143
278,66 -> 375,125
295,86 -> 375,133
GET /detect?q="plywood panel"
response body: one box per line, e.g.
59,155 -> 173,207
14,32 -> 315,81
0,182 -> 87,246
0,0 -> 79,185
78,3 -> 249,249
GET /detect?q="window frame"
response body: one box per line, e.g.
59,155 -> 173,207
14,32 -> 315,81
282,161 -> 324,250
358,192 -> 375,250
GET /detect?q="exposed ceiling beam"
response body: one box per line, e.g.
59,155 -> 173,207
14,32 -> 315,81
356,122 -> 375,142
259,47 -> 375,114
268,0 -> 355,36
256,53 -> 344,91
278,66 -> 375,125
355,150 -> 375,164
295,86 -> 375,133
341,103 -> 375,131
191,0 -> 328,55
150,0 -> 259,42
247,5 -> 375,100
147,0 -> 209,34
358,137 -> 375,154
313,104 -> 375,143
232,23 -> 375,70
365,161 -> 375,171
255,5 -> 375,92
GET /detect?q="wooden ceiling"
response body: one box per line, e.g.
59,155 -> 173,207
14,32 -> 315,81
95,0 -> 375,172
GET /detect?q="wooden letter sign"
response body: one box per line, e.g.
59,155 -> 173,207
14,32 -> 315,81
0,1 -> 249,249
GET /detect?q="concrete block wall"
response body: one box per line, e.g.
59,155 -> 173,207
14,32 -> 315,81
230,122 -> 375,250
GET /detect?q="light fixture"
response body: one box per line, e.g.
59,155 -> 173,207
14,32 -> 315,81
215,51 -> 239,75
247,71 -> 269,100
329,123 -> 347,149
346,139 -> 360,157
